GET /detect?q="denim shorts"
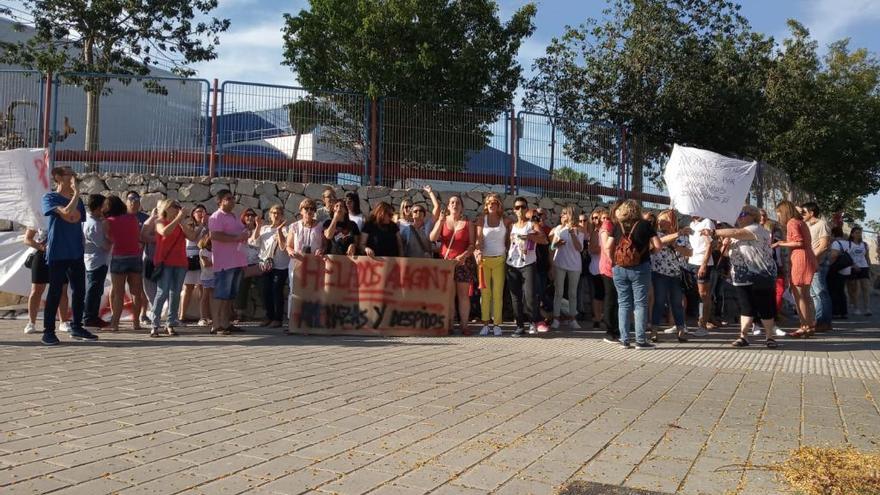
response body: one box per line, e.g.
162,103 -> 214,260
687,263 -> 714,284
110,256 -> 144,274
213,268 -> 242,300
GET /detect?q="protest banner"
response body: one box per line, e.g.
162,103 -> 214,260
290,255 -> 456,336
663,144 -> 757,225
0,148 -> 51,230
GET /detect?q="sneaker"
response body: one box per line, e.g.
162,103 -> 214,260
774,327 -> 787,337
85,318 -> 110,329
512,327 -> 525,337
197,319 -> 210,327
140,315 -> 152,326
527,324 -> 538,335
751,323 -> 762,336
619,340 -> 631,349
70,328 -> 98,341
537,321 -> 550,333
24,322 -> 38,334
493,326 -> 503,337
551,319 -> 560,329
634,341 -> 655,350
569,320 -> 581,330
41,333 -> 60,346
479,325 -> 490,336
59,321 -> 72,334
663,326 -> 678,334
691,327 -> 709,337
603,337 -> 618,344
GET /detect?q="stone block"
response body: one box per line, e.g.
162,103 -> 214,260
538,197 -> 555,210
238,194 -> 259,209
278,182 -> 304,194
105,176 -> 128,192
256,182 -> 277,196
259,194 -> 282,210
304,183 -> 330,199
210,182 -> 234,196
285,193 -> 306,212
147,179 -> 166,193
141,192 -> 165,212
366,186 -> 390,199
236,179 -> 255,196
178,183 -> 210,202
78,175 -> 106,194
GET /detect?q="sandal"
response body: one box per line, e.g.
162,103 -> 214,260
766,338 -> 778,348
787,329 -> 808,338
165,325 -> 178,336
149,328 -> 160,338
732,337 -> 749,347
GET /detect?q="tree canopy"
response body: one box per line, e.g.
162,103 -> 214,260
523,0 -> 880,218
282,0 -> 536,176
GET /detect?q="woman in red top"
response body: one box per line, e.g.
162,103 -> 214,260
148,199 -> 199,337
430,195 -> 476,335
104,195 -> 145,332
774,200 -> 817,337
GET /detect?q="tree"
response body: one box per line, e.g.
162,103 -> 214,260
525,0 -> 772,194
0,1 -> 229,171
282,0 -> 536,176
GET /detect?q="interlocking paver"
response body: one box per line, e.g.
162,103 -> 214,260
1,316 -> 879,495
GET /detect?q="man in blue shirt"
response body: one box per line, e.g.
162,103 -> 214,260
40,166 -> 98,345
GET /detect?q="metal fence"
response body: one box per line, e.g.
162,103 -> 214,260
0,68 -> 820,208
0,69 -> 43,149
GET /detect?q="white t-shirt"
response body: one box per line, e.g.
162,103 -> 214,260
256,225 -> 291,268
349,213 -> 365,230
550,225 -> 585,272
849,241 -> 869,268
506,223 -> 537,268
199,248 -> 214,282
289,221 -> 324,256
688,218 -> 715,266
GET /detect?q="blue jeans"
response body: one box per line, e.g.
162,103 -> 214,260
85,265 -> 108,322
262,268 -> 289,321
652,272 -> 685,327
811,258 -> 832,324
151,266 -> 186,328
613,262 -> 651,344
44,258 -> 86,335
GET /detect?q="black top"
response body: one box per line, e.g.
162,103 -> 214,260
323,219 -> 361,255
362,221 -> 400,257
612,220 -> 657,265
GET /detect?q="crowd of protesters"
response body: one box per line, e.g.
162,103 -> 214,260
24,166 -> 873,348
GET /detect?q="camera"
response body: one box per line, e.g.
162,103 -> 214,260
302,246 -> 312,254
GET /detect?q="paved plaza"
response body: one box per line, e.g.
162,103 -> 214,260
1,315 -> 879,495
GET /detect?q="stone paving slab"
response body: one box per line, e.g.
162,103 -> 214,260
1,315 -> 879,494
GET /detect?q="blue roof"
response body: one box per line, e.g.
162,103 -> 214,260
464,146 -> 549,180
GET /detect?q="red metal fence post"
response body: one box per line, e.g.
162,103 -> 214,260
369,98 -> 379,186
208,78 -> 219,178
619,126 -> 629,199
41,71 -> 53,150
509,108 -> 517,195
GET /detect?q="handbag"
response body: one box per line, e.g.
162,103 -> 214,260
150,227 -> 184,282
830,241 -> 854,273
680,265 -> 697,292
24,250 -> 36,269
187,255 -> 201,271
258,233 -> 280,273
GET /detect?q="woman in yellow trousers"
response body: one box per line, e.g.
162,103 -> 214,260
475,193 -> 510,336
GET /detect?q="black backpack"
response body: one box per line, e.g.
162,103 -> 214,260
830,241 -> 854,272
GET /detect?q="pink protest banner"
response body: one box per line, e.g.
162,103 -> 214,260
290,255 -> 456,336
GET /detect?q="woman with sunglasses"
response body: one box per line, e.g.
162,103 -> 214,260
431,195 -> 476,335
599,203 -> 620,342
703,205 -> 779,348
504,198 -> 549,336
362,202 -> 403,258
324,199 -> 360,256
475,193 -> 509,336
401,203 -> 434,258
588,208 -> 606,330
150,199 -> 200,337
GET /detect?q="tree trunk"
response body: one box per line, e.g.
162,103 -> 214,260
84,88 -> 100,173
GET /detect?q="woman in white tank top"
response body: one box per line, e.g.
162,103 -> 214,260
475,194 -> 509,336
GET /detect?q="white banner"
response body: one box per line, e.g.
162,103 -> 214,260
0,231 -> 34,297
0,148 -> 52,230
663,144 -> 757,225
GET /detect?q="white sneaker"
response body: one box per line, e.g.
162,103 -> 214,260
691,327 -> 709,337
197,318 -> 210,327
551,319 -> 560,329
527,323 -> 538,335
24,322 -> 38,334
774,327 -> 787,337
663,326 -> 678,334
493,326 -> 503,337
751,323 -> 762,336
59,321 -> 72,333
478,325 -> 490,336
853,309 -> 862,316
569,320 -> 581,330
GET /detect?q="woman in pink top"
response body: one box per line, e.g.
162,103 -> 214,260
599,202 -> 620,342
430,195 -> 475,335
103,195 -> 145,332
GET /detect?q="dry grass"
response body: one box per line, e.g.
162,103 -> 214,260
779,446 -> 880,495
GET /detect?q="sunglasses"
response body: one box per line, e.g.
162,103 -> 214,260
245,213 -> 256,217
127,196 -> 140,201
302,206 -> 317,212
514,205 -> 527,210
412,209 -> 426,214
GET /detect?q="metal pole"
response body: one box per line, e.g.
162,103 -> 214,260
510,108 -> 518,195
369,98 -> 378,186
41,71 -> 52,149
209,78 -> 219,178
619,126 -> 628,199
